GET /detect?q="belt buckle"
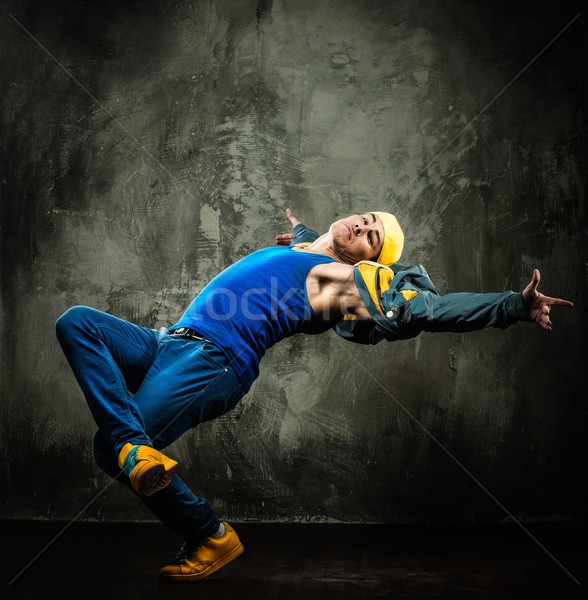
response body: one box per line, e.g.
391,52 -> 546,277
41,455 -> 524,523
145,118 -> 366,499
169,327 -> 209,344
172,327 -> 204,342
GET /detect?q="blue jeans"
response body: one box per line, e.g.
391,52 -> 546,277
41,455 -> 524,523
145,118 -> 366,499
55,306 -> 245,544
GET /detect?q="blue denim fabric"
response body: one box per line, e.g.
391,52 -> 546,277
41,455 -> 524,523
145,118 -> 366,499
55,305 -> 245,544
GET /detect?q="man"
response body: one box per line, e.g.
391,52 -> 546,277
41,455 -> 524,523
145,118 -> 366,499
55,208 -> 572,583
278,208 -> 568,338
55,209 -> 401,580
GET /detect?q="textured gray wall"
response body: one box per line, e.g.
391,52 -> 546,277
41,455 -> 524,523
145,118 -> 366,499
0,0 -> 586,525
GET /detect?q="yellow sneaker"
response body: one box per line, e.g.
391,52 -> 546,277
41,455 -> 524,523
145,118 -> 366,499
118,443 -> 178,497
159,522 -> 244,582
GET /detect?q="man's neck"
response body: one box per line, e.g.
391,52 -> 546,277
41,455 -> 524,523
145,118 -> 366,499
302,233 -> 353,265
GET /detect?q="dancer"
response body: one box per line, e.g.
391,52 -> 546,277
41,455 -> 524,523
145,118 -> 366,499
55,208 -> 572,582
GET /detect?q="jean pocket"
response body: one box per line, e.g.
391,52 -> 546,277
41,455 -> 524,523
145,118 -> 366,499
191,366 -> 245,425
200,341 -> 231,370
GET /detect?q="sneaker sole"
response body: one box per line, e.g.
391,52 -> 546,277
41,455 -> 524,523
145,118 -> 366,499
160,542 -> 244,583
132,459 -> 178,497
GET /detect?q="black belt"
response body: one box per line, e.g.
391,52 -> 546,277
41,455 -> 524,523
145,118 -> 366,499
168,327 -> 212,343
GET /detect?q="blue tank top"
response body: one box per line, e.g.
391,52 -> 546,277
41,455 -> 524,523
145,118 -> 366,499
169,246 -> 337,392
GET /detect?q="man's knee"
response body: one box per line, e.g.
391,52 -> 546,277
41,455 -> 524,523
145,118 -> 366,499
55,305 -> 96,342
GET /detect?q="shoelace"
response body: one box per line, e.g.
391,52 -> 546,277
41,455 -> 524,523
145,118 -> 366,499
170,542 -> 202,565
122,446 -> 140,476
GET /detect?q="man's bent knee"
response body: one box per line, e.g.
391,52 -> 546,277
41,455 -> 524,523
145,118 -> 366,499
55,305 -> 97,341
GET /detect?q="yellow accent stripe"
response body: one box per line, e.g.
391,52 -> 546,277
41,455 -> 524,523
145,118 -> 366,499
379,268 -> 394,297
354,260 -> 419,315
355,261 -> 395,314
400,289 -> 418,301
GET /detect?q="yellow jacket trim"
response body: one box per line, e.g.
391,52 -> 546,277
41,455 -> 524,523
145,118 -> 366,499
354,260 -> 395,314
400,289 -> 418,302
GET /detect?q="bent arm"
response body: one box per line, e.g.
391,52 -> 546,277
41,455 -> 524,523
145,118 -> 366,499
275,208 -> 321,246
289,223 -> 320,246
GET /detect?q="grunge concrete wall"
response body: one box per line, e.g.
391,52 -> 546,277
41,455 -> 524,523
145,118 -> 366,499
0,0 -> 586,525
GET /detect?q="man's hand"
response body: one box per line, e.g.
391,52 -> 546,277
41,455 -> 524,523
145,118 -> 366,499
275,208 -> 301,246
522,269 -> 573,331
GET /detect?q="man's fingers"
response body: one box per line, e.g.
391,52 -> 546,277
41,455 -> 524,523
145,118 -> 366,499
285,207 -> 301,226
546,297 -> 574,307
275,233 -> 293,246
525,271 -> 573,331
536,311 -> 552,330
529,268 -> 540,293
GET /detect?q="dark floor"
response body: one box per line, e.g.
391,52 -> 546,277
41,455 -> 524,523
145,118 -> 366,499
2,520 -> 586,599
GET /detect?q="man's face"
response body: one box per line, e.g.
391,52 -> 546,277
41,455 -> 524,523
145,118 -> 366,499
329,213 -> 385,264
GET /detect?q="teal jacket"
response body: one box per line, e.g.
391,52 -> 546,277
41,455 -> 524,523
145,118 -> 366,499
290,224 -> 531,344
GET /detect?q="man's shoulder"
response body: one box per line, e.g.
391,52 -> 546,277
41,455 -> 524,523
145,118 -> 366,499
308,260 -> 354,284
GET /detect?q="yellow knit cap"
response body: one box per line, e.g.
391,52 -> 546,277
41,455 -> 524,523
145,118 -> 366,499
372,211 -> 404,265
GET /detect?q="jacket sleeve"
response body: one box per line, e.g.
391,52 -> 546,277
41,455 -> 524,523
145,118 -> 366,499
289,223 -> 320,246
386,289 -> 531,336
349,263 -> 532,341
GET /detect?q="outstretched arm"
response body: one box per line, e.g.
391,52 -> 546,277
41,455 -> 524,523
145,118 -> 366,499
521,268 -> 573,331
411,270 -> 573,333
275,208 -> 320,246
274,208 -> 301,246
370,268 -> 573,341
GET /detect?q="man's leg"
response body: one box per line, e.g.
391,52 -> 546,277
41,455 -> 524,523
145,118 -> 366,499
92,430 -> 223,544
91,333 -> 246,580
55,305 -> 178,495
131,334 -> 245,446
55,305 -> 159,450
